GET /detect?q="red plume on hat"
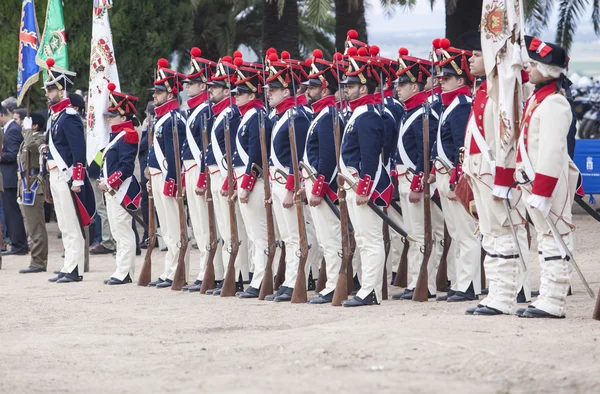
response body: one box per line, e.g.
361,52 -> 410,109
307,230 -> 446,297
344,28 -> 367,54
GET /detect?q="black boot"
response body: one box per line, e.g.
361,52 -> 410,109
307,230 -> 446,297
447,283 -> 478,302
342,291 -> 377,307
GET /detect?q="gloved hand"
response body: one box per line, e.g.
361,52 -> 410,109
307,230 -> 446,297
23,116 -> 33,130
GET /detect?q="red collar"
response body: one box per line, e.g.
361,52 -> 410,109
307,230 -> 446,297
212,98 -> 230,116
404,91 -> 428,111
238,99 -> 264,116
384,89 -> 394,98
371,93 -> 383,105
111,121 -> 135,134
187,91 -> 208,109
297,94 -> 308,106
348,94 -> 377,112
434,86 -> 442,95
311,95 -> 336,113
441,85 -> 471,106
50,98 -> 72,114
534,80 -> 559,94
154,99 -> 179,117
275,96 -> 296,115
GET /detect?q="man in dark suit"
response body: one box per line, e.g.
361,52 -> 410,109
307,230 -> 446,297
0,104 -> 28,255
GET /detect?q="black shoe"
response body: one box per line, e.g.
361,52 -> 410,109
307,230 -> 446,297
399,289 -> 414,300
107,275 -> 132,285
520,306 -> 565,319
148,278 -> 164,287
309,292 -> 333,304
342,291 -> 377,307
56,274 -> 83,283
516,288 -> 529,304
515,308 -> 527,317
90,244 -> 114,255
156,279 -> 173,288
160,247 -> 168,252
183,280 -> 202,291
48,272 -> 66,282
19,266 -> 46,274
2,248 -> 28,256
531,290 -> 540,297
188,284 -> 202,292
473,306 -> 504,316
53,270 -> 61,275
238,286 -> 260,299
448,283 -> 478,302
265,286 -> 288,301
428,292 -> 436,299
206,281 -> 223,295
481,288 -> 489,295
274,287 -> 294,302
436,289 -> 456,301
392,288 -> 412,300
465,304 -> 484,315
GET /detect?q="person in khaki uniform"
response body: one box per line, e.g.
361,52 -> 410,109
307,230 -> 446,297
18,112 -> 49,273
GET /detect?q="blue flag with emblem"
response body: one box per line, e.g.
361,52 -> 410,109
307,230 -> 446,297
17,0 -> 41,106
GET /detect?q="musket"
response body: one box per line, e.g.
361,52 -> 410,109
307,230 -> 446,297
379,71 -> 390,300
412,46 -> 436,302
138,116 -> 157,287
435,225 -> 451,291
171,106 -> 189,291
289,68 -> 311,304
332,53 -> 356,306
200,113 -> 218,294
393,238 -> 409,287
256,109 -> 277,300
220,99 -> 241,297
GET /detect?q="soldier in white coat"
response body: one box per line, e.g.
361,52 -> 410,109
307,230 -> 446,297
515,36 -> 580,318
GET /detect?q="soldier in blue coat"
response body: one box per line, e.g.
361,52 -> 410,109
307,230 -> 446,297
230,56 -> 272,298
205,56 -> 249,296
301,49 -> 345,304
264,52 -> 322,302
430,39 -> 482,301
391,49 -> 445,300
43,59 -> 97,283
99,83 -> 142,285
180,47 -> 223,292
339,46 -> 393,307
146,58 -> 188,288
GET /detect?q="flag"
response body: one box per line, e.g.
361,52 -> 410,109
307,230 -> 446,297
17,0 -> 41,106
86,0 -> 119,166
36,0 -> 68,76
480,0 -> 526,168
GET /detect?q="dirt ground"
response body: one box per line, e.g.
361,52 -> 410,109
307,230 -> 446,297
1,212 -> 600,394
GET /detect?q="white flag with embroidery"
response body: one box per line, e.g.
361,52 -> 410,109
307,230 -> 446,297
86,0 -> 119,167
480,0 -> 526,168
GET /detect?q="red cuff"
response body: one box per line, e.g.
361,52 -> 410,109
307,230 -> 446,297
72,163 -> 85,181
311,174 -> 329,197
240,173 -> 256,191
107,171 -> 123,189
163,178 -> 177,197
221,176 -> 229,192
494,166 -> 515,187
285,174 -> 295,191
410,172 -> 424,193
197,172 -> 207,189
531,173 -> 558,198
356,175 -> 373,196
182,172 -> 186,188
430,165 -> 436,175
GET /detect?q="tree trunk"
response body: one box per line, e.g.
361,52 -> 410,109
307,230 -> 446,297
262,0 -> 300,58
335,0 -> 368,53
445,0 -> 483,45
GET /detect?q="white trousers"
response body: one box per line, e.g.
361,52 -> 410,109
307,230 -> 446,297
398,173 -> 445,295
208,166 -> 249,282
523,190 -> 573,317
304,177 -> 342,296
270,173 -> 322,289
106,192 -> 136,281
235,167 -> 268,290
469,174 -> 530,313
436,171 -> 481,294
184,162 -> 224,281
50,168 -> 84,275
345,189 -> 385,302
150,169 -> 188,281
